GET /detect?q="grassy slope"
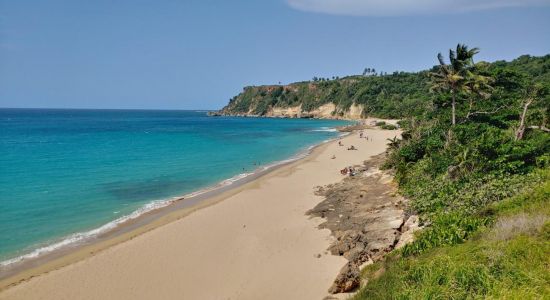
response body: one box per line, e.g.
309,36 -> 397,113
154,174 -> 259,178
354,173 -> 550,299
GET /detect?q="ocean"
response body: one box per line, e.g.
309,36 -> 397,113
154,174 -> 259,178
0,109 -> 349,267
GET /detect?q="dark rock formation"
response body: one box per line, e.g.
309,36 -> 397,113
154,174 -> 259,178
328,262 -> 360,294
309,153 -> 418,294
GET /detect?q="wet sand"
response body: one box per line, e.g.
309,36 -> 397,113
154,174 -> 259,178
0,128 -> 400,300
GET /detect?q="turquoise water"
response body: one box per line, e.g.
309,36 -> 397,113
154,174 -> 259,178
0,109 -> 348,265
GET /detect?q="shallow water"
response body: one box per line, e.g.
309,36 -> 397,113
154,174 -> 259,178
0,109 -> 348,265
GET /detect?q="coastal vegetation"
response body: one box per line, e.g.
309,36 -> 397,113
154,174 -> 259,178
352,47 -> 550,298
220,47 -> 550,298
219,53 -> 549,124
221,71 -> 431,118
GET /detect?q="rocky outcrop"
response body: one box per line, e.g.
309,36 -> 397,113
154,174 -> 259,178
342,103 -> 364,120
309,153 -> 419,294
305,103 -> 338,119
329,262 -> 360,294
265,105 -> 303,118
215,81 -> 371,120
220,102 -> 365,120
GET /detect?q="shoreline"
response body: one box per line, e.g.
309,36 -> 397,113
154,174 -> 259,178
0,125 -> 400,299
0,132 -> 345,287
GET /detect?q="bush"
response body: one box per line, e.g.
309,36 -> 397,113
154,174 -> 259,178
380,124 -> 397,130
401,213 -> 490,256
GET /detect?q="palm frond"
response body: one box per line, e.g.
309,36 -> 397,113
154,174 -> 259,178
437,53 -> 446,66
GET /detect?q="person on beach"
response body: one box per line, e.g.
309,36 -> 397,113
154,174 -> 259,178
347,145 -> 357,150
338,140 -> 343,146
331,155 -> 336,159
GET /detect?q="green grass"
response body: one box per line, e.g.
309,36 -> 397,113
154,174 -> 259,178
352,175 -> 550,300
356,235 -> 549,299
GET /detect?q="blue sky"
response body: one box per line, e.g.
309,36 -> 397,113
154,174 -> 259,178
1,0 -> 549,109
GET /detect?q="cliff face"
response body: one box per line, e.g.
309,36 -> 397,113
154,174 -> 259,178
219,102 -> 364,120
216,80 -> 369,120
214,72 -> 432,120
261,103 -> 364,120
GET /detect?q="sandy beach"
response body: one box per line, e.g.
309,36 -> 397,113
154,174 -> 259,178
0,127 -> 400,300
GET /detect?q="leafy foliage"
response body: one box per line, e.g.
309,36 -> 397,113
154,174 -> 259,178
222,72 -> 432,118
353,175 -> 550,300
222,54 -> 550,124
350,49 -> 550,298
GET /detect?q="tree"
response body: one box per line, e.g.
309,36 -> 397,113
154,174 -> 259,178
364,67 -> 377,76
430,44 -> 480,125
464,63 -> 494,120
515,83 -> 548,140
363,68 -> 370,76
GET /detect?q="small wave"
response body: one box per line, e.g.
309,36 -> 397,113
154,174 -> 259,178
311,127 -> 338,132
0,171 -> 265,268
220,172 -> 253,186
0,199 -> 173,267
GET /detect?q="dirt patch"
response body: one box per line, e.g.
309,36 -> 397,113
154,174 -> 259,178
309,153 -> 418,294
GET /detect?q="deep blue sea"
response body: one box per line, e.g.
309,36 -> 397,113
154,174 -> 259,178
0,109 -> 348,266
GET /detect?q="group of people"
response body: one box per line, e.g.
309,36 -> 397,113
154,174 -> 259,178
338,139 -> 358,150
335,137 -> 361,176
340,166 -> 356,176
359,131 -> 372,141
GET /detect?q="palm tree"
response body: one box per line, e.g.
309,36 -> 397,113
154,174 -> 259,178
464,64 -> 494,119
430,44 -> 479,125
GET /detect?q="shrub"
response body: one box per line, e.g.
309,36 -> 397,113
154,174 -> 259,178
401,213 -> 490,256
380,124 -> 397,130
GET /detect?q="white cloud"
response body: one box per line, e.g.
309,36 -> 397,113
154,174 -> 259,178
286,0 -> 550,16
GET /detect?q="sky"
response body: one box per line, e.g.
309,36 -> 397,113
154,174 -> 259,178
1,0 -> 549,110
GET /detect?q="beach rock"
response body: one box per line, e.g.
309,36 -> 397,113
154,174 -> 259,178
395,215 -> 421,249
206,111 -> 222,117
345,245 -> 367,262
308,153 -> 417,294
328,262 -> 360,294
